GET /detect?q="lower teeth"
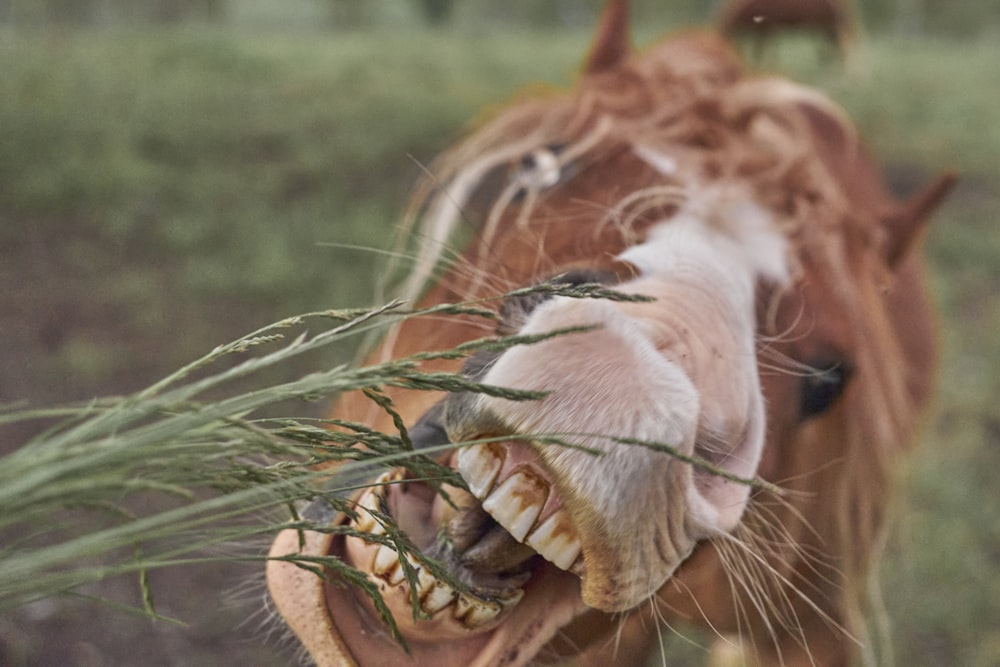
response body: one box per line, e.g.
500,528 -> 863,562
346,484 -> 528,632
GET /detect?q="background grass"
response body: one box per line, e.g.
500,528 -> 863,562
0,15 -> 998,667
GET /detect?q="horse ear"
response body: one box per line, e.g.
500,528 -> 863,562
882,171 -> 957,268
583,0 -> 632,74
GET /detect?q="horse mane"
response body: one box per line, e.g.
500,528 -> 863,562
394,32 -> 866,305
385,31 -> 919,657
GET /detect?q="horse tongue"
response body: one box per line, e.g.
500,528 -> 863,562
444,499 -> 538,574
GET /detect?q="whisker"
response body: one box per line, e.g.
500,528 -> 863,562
263,13 -> 937,666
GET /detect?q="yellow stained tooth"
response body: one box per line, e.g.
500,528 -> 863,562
354,514 -> 375,533
454,593 -> 502,628
373,469 -> 401,488
525,511 -> 582,571
357,516 -> 386,537
481,470 -> 547,542
456,445 -> 503,499
356,487 -> 378,509
388,557 -> 409,586
414,563 -> 436,595
372,543 -> 399,576
389,553 -> 421,587
353,490 -> 381,533
420,579 -> 457,615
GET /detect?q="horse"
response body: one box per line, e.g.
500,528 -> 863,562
267,1 -> 954,664
716,0 -> 856,63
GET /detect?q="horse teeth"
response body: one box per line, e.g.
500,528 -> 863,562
420,578 -> 457,615
371,543 -> 399,576
481,469 -> 547,542
354,471 -> 402,535
360,534 -> 524,624
454,587 -> 524,629
388,567 -> 407,586
525,510 -> 582,571
456,444 -> 504,499
354,513 -> 375,533
454,592 -> 503,628
353,490 -> 384,534
388,553 -> 416,586
391,558 -> 444,610
351,464 -> 534,628
356,487 -> 379,510
414,563 -> 436,596
376,550 -> 493,619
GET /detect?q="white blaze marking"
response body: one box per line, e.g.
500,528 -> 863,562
618,192 -> 790,301
467,190 -> 790,603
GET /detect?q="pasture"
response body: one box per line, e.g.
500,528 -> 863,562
1,18 -> 998,667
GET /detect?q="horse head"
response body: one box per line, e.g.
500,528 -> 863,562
267,2 -> 954,664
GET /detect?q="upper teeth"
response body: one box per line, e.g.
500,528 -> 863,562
525,510 -> 582,570
481,469 -> 546,541
458,443 -> 503,498
457,444 -> 583,572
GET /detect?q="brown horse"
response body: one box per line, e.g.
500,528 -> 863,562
267,1 -> 954,664
717,0 -> 856,62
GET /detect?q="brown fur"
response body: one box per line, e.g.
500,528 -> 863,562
271,2 -> 952,664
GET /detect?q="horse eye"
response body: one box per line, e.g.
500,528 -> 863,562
800,363 -> 851,419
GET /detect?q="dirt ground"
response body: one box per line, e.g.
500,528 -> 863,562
0,224 -> 310,665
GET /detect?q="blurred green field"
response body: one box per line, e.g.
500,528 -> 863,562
1,20 -> 998,667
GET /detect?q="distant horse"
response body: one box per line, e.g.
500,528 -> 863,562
717,0 -> 856,63
268,0 -> 953,664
